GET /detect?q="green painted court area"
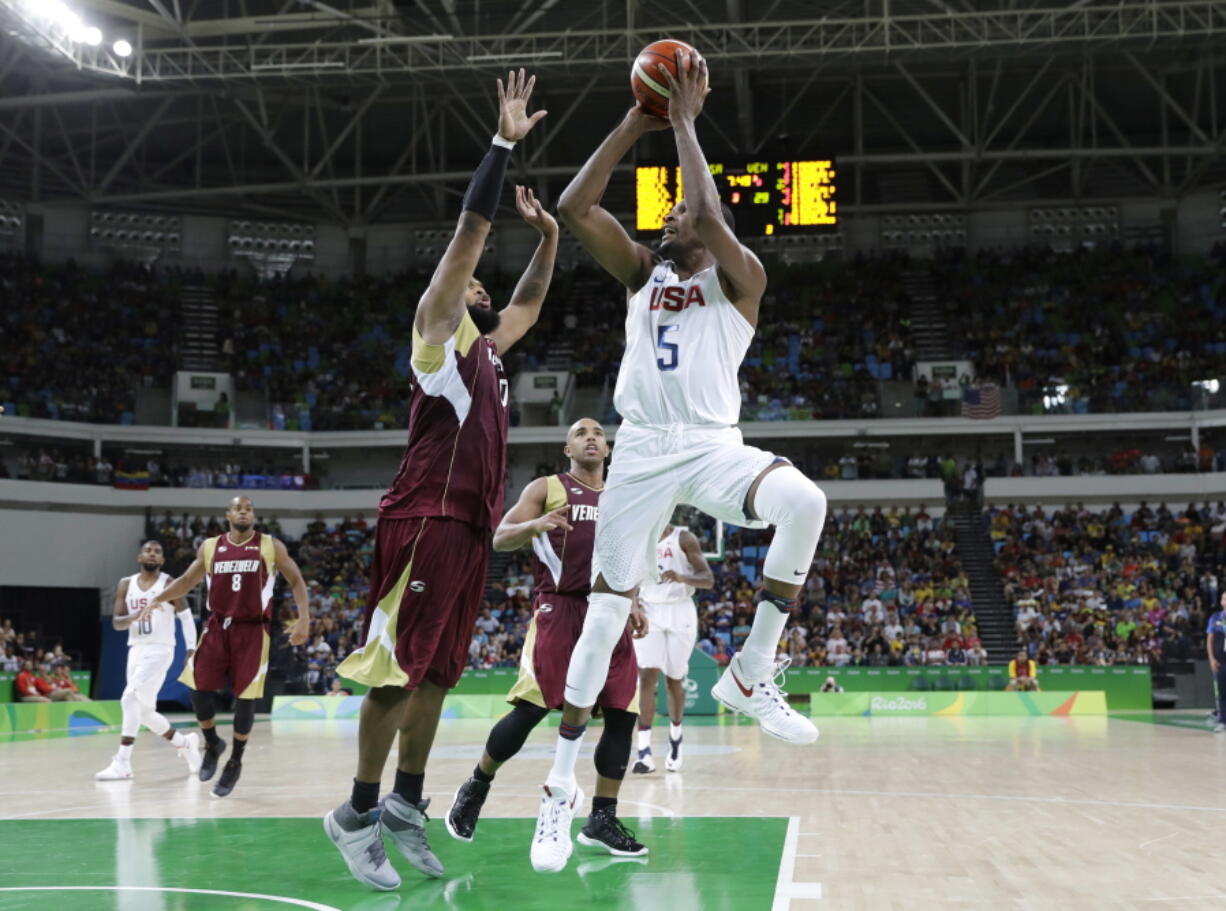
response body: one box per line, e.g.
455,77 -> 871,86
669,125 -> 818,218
0,817 -> 786,911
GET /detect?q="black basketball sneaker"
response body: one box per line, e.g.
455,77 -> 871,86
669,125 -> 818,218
576,806 -> 648,857
198,737 -> 227,782
445,776 -> 491,842
212,759 -> 242,797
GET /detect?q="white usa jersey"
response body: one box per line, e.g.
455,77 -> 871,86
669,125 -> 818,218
614,261 -> 753,427
124,573 -> 176,648
639,527 -> 695,605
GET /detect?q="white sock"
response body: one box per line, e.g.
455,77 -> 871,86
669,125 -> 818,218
117,743 -> 134,762
545,729 -> 585,793
637,728 -> 651,752
740,601 -> 790,679
168,730 -> 185,748
669,722 -> 683,741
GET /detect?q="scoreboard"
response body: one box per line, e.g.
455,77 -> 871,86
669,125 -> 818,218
635,159 -> 837,236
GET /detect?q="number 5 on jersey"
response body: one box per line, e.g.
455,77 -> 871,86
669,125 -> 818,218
656,325 -> 679,371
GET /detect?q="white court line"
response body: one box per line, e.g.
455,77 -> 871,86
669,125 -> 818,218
0,790 -> 676,821
2,803 -> 128,820
772,816 -> 823,910
1139,831 -> 1179,850
772,816 -> 801,911
0,887 -> 339,910
1132,897 -> 1226,904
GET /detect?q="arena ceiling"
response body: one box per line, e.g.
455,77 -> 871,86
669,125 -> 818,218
0,0 -> 1224,227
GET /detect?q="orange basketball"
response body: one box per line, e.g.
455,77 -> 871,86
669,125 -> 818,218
631,38 -> 701,119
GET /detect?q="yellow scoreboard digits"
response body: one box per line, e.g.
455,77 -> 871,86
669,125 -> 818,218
634,159 -> 838,235
635,165 -> 674,232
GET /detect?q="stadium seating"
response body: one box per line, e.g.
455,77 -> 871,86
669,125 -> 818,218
991,502 -> 1224,669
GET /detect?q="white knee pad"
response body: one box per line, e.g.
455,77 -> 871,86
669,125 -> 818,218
120,688 -> 145,738
564,592 -> 632,708
143,711 -> 171,736
753,465 -> 828,584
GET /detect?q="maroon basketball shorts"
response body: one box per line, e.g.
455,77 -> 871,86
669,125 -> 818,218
180,618 -> 270,698
507,593 -> 639,713
338,516 -> 489,691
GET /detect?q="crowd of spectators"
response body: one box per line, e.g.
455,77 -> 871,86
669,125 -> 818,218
739,254 -> 916,421
5,245 -> 1225,431
1,256 -> 180,423
143,502 -> 978,692
0,618 -> 88,701
695,507 -> 983,668
936,244 -> 1226,414
993,501 -> 1225,670
2,444 -> 306,490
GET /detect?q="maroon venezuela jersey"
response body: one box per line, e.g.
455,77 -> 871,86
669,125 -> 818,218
203,531 -> 277,622
530,473 -> 601,598
380,311 -> 510,532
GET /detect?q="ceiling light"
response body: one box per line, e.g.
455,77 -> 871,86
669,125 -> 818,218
113,38 -> 132,57
83,26 -> 102,46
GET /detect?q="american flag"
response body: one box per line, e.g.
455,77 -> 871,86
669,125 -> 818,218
961,384 -> 1001,420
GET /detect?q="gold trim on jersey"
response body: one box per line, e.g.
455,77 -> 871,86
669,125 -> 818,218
411,324 -> 447,375
411,311 -> 481,374
336,519 -> 427,688
563,472 -> 605,493
543,474 -> 568,514
238,630 -> 271,699
505,614 -> 545,708
259,534 -> 276,575
202,536 -> 219,573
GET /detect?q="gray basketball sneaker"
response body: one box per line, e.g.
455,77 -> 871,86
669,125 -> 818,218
381,793 -> 445,878
324,800 -> 401,891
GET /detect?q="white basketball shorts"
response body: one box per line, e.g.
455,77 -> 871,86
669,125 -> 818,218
634,598 -> 698,679
593,421 -> 776,593
124,644 -> 174,708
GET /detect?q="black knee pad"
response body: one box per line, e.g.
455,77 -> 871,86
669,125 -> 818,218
232,698 -> 256,735
485,701 -> 549,763
190,690 -> 216,722
594,707 -> 637,781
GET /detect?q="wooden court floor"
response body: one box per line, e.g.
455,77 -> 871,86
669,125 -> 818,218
1,712 -> 1223,910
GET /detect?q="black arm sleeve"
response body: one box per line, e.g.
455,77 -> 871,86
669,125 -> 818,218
462,143 -> 512,221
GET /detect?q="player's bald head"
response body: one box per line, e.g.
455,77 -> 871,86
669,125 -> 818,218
567,417 -> 604,441
565,417 -> 609,467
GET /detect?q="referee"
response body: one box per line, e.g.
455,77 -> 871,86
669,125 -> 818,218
1206,592 -> 1226,733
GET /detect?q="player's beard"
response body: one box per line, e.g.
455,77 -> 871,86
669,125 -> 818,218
467,304 -> 501,335
140,562 -> 161,573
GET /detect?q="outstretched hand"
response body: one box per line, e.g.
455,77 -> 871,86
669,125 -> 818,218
515,185 -> 557,237
288,614 -> 310,647
497,68 -> 547,142
658,51 -> 710,125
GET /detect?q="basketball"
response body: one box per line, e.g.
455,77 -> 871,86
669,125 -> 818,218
631,38 -> 702,119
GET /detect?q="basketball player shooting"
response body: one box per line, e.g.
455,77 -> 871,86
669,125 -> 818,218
95,540 -> 203,782
143,495 -> 311,798
322,69 -> 557,893
531,49 -> 828,873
